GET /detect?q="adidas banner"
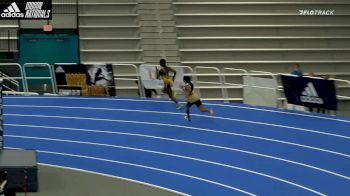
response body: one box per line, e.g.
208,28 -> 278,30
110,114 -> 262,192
281,75 -> 337,110
54,64 -> 116,96
0,0 -> 52,19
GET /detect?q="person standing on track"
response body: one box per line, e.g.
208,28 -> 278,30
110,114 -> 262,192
183,76 -> 214,121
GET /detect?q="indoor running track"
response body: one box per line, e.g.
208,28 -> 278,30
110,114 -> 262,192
3,96 -> 350,196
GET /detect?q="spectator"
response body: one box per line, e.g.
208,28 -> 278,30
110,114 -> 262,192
291,63 -> 303,77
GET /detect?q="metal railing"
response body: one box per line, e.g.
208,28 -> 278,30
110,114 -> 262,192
0,63 -> 26,91
0,63 -> 349,107
193,68 -> 350,106
194,66 -> 226,101
2,91 -> 39,96
112,64 -> 144,97
23,63 -> 56,94
0,70 -> 19,92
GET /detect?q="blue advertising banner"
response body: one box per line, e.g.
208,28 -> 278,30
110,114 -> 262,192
0,0 -> 52,20
281,75 -> 337,110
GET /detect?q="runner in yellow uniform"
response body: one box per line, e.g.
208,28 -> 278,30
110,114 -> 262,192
183,76 -> 214,121
159,59 -> 183,110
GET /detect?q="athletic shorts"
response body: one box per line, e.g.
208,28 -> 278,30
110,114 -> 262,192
187,100 -> 202,107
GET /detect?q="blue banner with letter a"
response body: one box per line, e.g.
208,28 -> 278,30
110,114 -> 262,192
281,75 -> 337,110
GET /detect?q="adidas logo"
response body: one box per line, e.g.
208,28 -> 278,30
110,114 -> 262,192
1,2 -> 24,18
300,82 -> 324,104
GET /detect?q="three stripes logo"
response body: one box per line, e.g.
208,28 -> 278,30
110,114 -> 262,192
300,82 -> 324,104
1,2 -> 24,18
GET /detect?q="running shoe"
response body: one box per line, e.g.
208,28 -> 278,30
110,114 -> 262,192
209,109 -> 215,116
184,115 -> 191,121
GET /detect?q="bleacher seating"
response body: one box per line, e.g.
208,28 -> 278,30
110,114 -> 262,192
78,0 -> 142,64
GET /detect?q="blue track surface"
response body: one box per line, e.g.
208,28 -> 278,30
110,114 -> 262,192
3,96 -> 350,196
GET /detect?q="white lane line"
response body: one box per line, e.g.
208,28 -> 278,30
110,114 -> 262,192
6,123 -> 350,181
5,113 -> 350,159
38,163 -> 191,196
6,104 -> 350,140
2,148 -> 190,196
5,96 -> 350,123
6,134 -> 326,196
6,146 -> 257,196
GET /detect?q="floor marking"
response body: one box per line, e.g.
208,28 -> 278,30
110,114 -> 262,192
6,123 -> 350,181
5,96 -> 350,123
6,147 -> 257,196
6,113 -> 350,159
6,104 -> 350,140
7,135 -> 325,196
